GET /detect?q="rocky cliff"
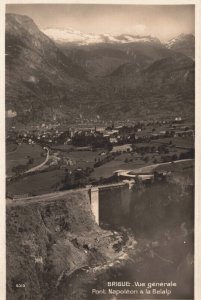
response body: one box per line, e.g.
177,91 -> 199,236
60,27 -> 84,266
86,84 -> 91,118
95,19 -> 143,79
6,191 -> 119,300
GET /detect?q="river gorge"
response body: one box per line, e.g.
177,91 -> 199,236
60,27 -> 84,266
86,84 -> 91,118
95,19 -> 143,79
54,179 -> 194,300
6,175 -> 194,300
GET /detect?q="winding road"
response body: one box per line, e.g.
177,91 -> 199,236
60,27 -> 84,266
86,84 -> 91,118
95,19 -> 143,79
115,159 -> 194,177
25,147 -> 50,174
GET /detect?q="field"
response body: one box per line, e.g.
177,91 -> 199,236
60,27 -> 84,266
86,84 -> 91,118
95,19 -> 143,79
7,169 -> 66,196
6,134 -> 194,194
6,143 -> 18,153
6,143 -> 45,176
150,136 -> 194,148
91,153 -> 147,179
56,150 -> 103,170
65,150 -> 101,162
91,142 -> 185,179
51,144 -> 75,151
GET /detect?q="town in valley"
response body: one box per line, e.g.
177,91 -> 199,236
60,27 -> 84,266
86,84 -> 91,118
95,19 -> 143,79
6,114 -> 194,198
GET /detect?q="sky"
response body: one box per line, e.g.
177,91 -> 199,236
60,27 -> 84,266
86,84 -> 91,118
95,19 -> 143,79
6,4 -> 195,42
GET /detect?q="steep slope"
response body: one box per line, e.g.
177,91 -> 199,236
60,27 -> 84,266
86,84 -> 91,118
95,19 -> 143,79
166,33 -> 195,60
58,40 -> 174,77
46,27 -> 174,77
110,52 -> 194,90
90,53 -> 194,120
6,14 -> 87,123
5,14 -> 195,125
7,191 -> 122,300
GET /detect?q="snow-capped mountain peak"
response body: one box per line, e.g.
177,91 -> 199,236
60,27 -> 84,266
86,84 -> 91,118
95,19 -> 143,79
166,33 -> 194,49
42,27 -> 160,45
165,33 -> 195,59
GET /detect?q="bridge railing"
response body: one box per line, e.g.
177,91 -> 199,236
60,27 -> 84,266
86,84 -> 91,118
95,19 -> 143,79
89,182 -> 127,190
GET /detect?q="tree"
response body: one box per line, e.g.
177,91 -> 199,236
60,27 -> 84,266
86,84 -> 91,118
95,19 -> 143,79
28,157 -> 34,164
171,154 -> 178,161
164,148 -> 169,154
151,146 -> 156,153
145,156 -> 149,163
85,167 -> 94,176
12,164 -> 27,175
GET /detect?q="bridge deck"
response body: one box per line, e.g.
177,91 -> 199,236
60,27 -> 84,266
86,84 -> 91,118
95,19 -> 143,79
7,182 -> 127,206
93,182 -> 126,189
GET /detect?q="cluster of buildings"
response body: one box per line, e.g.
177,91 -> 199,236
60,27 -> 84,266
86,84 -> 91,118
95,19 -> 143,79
6,116 -> 194,149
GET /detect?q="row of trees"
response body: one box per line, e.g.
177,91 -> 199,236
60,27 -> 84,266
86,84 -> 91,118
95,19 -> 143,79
61,167 -> 94,189
132,144 -> 173,155
72,132 -> 112,150
160,149 -> 194,163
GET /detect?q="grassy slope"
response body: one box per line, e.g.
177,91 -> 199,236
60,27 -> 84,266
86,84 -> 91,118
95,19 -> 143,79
6,143 -> 44,176
7,169 -> 66,196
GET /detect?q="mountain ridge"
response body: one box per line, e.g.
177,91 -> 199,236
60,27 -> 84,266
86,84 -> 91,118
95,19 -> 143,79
6,13 -> 89,124
42,27 -> 161,45
6,13 -> 195,125
166,33 -> 195,59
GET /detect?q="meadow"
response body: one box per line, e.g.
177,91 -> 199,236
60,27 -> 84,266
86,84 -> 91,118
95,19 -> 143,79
7,169 -> 66,196
6,143 -> 45,176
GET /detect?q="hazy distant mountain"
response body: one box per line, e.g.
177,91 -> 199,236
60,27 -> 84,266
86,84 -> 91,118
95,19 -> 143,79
56,37 -> 174,77
5,14 -> 195,125
109,52 -> 194,95
42,27 -> 161,46
42,27 -> 167,76
92,52 -> 194,119
166,33 -> 195,60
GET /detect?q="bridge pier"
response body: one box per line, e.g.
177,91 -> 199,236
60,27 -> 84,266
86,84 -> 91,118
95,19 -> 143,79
90,187 -> 99,225
89,182 -> 128,225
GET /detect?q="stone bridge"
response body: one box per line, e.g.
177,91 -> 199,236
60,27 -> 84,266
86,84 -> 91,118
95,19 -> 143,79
89,182 -> 128,225
7,181 -> 134,225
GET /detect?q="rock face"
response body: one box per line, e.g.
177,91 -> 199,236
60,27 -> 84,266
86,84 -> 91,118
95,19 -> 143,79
6,191 -> 118,300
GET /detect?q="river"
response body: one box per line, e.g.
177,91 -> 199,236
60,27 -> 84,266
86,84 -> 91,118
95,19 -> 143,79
56,179 -> 194,300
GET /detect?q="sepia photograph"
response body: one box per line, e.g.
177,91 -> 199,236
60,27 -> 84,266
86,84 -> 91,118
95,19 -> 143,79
4,1 -> 197,299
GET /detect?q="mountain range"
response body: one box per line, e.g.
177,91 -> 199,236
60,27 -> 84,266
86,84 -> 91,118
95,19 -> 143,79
42,27 -> 161,45
5,13 -> 195,126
